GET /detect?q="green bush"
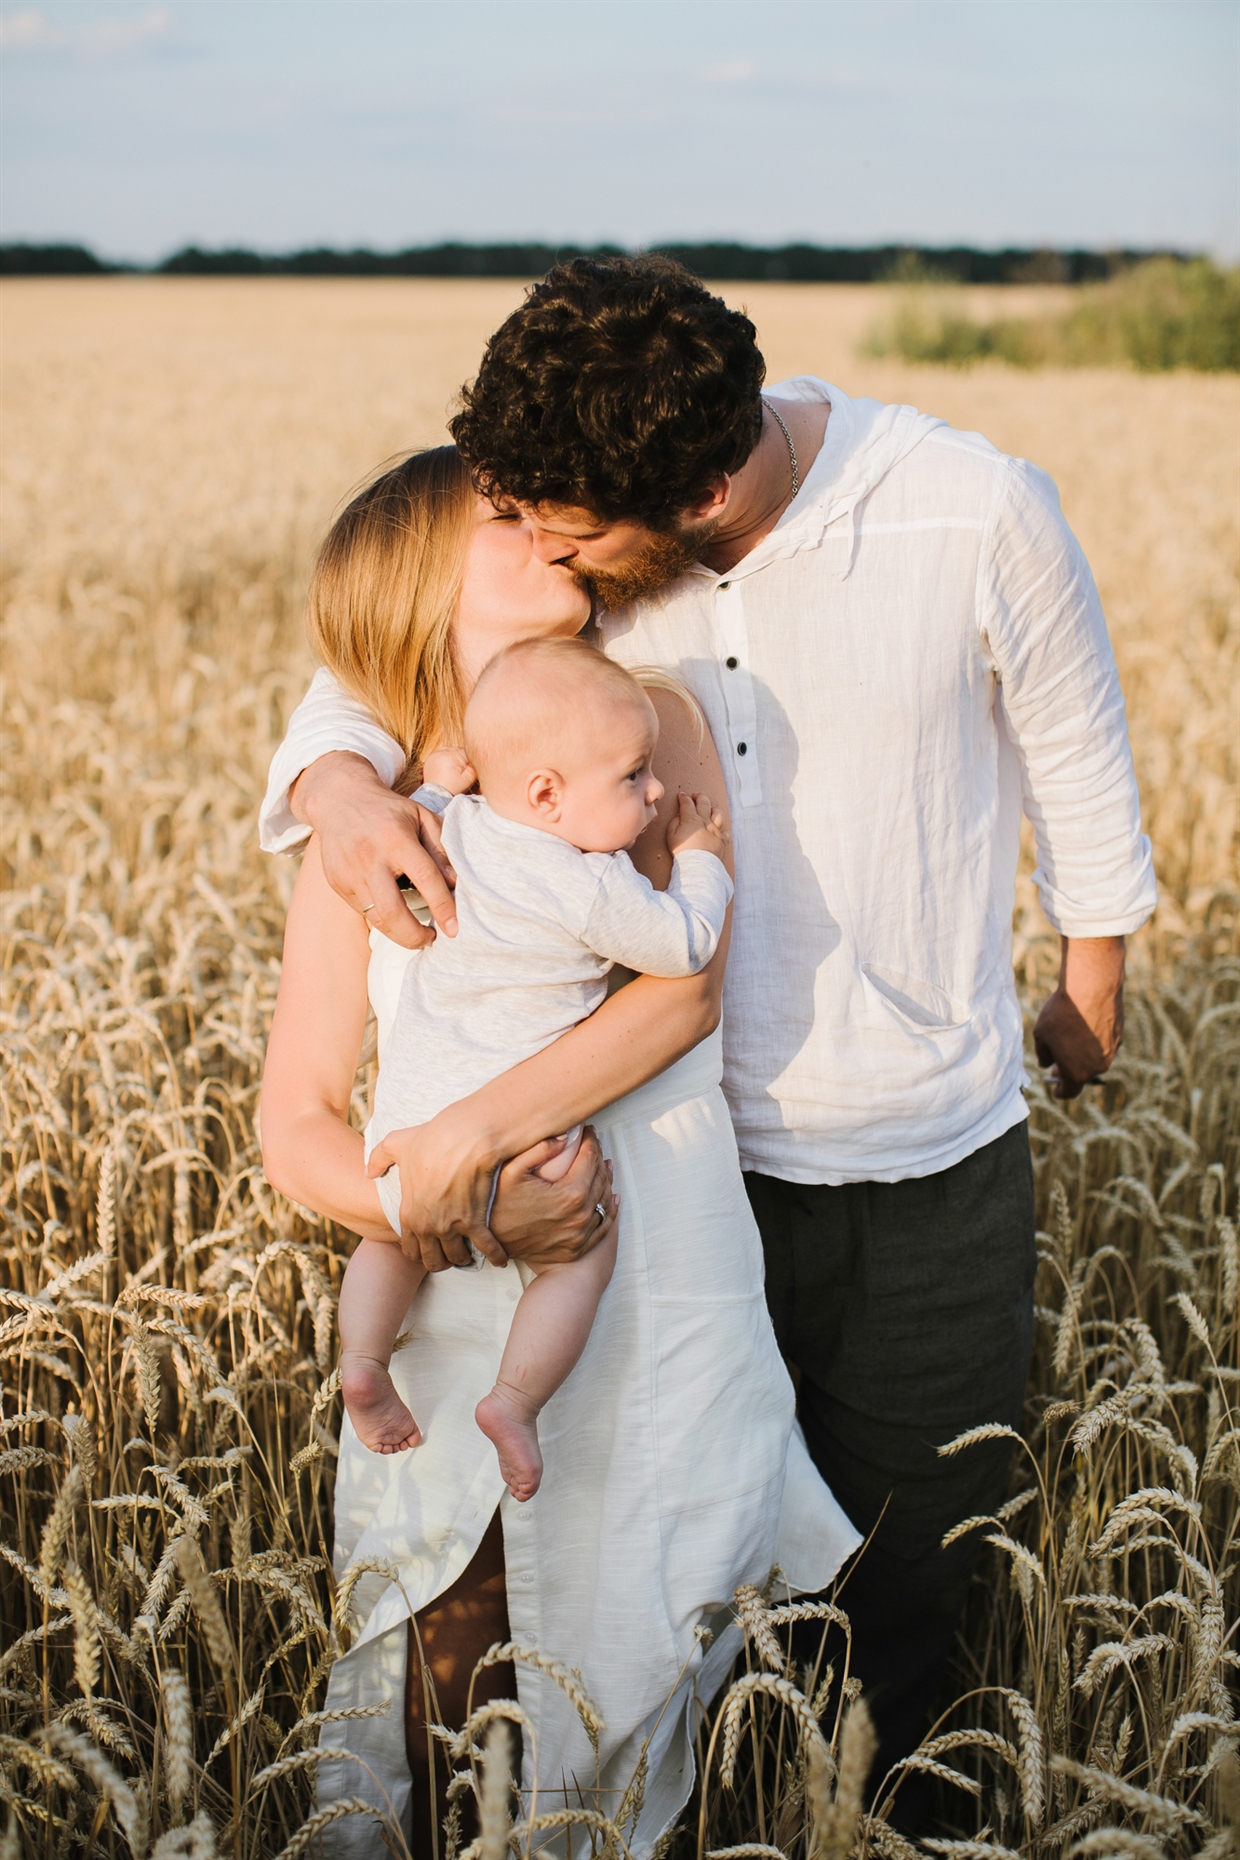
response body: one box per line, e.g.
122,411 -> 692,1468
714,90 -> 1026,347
864,257 -> 1240,371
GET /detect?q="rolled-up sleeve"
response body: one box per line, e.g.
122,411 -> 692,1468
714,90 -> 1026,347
981,459 -> 1156,938
259,668 -> 408,853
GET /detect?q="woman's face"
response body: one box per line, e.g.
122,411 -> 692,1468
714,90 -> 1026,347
453,497 -> 592,688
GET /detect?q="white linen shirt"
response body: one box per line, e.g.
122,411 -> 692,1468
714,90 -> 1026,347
261,378 -> 1155,1185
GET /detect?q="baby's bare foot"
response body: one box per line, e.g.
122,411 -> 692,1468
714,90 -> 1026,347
341,1352 -> 422,1454
476,1384 -> 543,1502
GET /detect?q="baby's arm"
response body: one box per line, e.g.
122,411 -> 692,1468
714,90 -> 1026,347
398,750 -> 478,922
406,747 -> 476,821
418,746 -> 475,803
581,792 -> 734,978
666,789 -> 729,860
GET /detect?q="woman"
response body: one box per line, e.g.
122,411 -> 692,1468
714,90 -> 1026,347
261,447 -> 859,1858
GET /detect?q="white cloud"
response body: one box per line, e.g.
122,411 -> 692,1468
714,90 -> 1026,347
700,58 -> 758,86
0,6 -> 170,56
0,8 -> 58,48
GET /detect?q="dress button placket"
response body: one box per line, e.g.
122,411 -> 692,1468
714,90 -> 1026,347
714,582 -> 762,807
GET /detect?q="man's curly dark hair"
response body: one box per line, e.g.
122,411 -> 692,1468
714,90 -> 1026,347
449,256 -> 766,529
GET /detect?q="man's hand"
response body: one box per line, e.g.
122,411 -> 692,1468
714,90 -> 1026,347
290,751 -> 457,951
1033,935 -> 1125,1099
367,1119 -> 617,1274
491,1133 -> 618,1266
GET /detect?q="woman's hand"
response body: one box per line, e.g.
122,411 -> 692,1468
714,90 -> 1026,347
366,1119 -> 618,1273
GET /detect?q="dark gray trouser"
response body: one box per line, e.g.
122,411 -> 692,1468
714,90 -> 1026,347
744,1121 -> 1036,1824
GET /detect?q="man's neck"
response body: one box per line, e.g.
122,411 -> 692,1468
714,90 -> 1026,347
698,394 -> 831,575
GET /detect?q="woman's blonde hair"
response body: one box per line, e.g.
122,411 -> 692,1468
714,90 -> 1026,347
306,446 -> 475,793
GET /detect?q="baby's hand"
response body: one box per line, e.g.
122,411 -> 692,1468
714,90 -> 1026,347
421,746 -> 476,796
667,791 -> 729,861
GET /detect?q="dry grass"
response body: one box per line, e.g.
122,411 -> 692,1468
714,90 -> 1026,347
1,280 -> 1237,1859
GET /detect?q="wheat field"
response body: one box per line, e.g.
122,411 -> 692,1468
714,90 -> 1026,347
1,279 -> 1237,1860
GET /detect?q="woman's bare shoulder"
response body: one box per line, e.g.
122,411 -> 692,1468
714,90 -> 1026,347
633,686 -> 733,889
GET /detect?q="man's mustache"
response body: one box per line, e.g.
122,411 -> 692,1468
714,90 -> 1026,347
568,522 -> 720,611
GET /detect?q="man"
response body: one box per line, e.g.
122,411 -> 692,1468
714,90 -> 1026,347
261,258 -> 1154,1816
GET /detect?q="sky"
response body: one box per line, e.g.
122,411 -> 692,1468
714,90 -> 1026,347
2,1 -> 1236,263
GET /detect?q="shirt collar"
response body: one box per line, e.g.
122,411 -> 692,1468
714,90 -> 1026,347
683,377 -> 858,587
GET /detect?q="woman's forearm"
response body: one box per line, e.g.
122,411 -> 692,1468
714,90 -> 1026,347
262,1107 -> 395,1243
436,965 -> 722,1168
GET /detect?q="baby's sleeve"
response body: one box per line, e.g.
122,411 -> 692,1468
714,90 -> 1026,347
581,849 -> 733,977
408,782 -> 454,818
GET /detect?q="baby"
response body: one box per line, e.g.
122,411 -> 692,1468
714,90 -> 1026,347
339,635 -> 732,1501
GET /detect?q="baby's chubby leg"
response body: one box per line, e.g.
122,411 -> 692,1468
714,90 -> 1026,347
339,1239 -> 427,1454
476,1217 -> 618,1502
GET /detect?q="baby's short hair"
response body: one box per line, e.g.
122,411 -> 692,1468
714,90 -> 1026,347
464,636 -> 654,784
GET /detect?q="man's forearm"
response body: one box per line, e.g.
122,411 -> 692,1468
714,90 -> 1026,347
439,968 -> 721,1166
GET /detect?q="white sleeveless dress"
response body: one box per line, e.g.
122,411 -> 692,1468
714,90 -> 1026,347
315,929 -> 860,1855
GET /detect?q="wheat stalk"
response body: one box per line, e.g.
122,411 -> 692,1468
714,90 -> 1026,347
161,1666 -> 193,1820
172,1538 -> 233,1673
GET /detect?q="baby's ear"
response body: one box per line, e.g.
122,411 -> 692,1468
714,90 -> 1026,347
525,768 -> 564,817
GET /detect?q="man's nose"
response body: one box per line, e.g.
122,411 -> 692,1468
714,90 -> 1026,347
529,528 -> 577,565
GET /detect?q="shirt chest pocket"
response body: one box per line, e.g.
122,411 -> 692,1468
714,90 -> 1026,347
861,963 -> 971,1030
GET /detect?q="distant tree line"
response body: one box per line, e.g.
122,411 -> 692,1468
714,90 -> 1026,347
0,239 -> 1197,283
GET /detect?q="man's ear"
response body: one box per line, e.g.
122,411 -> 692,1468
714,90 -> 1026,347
679,474 -> 732,527
526,768 -> 564,818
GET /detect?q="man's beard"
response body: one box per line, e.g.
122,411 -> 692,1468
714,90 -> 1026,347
576,518 -> 722,610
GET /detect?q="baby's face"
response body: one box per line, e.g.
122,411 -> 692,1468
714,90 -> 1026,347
555,703 -> 664,853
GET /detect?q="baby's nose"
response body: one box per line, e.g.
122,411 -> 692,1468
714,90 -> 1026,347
647,777 -> 665,804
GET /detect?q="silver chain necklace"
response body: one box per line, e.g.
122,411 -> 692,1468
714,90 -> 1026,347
763,398 -> 799,502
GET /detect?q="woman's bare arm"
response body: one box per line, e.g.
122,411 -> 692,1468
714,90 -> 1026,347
260,838 -> 396,1240
368,687 -> 734,1257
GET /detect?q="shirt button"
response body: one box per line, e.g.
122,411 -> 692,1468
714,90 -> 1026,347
737,743 -> 748,756
718,581 -> 731,591
725,656 -> 738,670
